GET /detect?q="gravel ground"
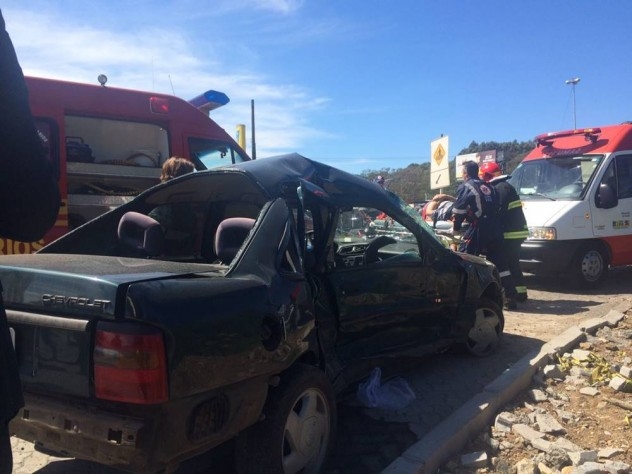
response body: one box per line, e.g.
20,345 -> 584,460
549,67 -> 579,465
439,311 -> 632,473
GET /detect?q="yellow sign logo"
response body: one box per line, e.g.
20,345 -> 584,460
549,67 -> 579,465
433,144 -> 446,166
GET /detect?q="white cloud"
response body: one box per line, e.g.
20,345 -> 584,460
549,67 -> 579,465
5,6 -> 327,159
243,0 -> 305,14
9,11 -> 204,86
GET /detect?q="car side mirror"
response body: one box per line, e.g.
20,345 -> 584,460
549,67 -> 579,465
596,182 -> 617,209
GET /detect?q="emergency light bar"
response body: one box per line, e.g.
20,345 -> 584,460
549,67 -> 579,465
189,90 -> 230,114
535,127 -> 602,146
150,97 -> 169,114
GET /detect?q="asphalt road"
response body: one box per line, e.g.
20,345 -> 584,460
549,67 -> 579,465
11,266 -> 632,474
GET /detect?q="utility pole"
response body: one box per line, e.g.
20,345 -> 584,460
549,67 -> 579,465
565,77 -> 580,129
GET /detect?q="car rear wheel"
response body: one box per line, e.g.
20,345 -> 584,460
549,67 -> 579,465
235,365 -> 336,474
465,297 -> 504,357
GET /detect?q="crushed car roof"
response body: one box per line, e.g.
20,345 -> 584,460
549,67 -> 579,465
204,152 -> 392,208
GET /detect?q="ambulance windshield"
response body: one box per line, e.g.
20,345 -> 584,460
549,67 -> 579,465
188,138 -> 249,169
508,155 -> 603,200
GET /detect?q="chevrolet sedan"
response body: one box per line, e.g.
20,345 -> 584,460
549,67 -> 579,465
1,153 -> 504,473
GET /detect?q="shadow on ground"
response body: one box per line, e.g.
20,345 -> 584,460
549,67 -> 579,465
326,332 -> 545,473
524,265 -> 632,296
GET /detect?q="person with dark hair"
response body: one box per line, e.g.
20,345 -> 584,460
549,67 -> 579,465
452,161 -> 518,310
1,9 -> 61,473
480,161 -> 529,302
149,156 -> 196,255
158,156 -> 195,183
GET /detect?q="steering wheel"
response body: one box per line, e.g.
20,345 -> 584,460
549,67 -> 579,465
363,236 -> 397,265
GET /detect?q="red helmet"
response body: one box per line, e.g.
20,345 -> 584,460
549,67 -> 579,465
479,162 -> 501,180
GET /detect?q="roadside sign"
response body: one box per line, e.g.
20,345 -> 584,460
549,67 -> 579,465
455,149 -> 496,181
430,136 -> 450,190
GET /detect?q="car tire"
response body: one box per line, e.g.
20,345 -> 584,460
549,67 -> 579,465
235,364 -> 336,474
464,297 -> 504,357
571,243 -> 608,288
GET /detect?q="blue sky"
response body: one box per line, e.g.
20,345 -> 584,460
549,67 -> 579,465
3,1 -> 632,174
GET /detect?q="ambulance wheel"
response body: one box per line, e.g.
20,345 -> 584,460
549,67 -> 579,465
571,243 -> 608,287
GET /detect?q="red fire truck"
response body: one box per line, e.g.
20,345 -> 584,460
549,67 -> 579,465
0,76 -> 249,255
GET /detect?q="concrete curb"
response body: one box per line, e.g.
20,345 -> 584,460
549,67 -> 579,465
381,305 -> 629,474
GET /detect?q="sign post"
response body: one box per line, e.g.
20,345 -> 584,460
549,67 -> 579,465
430,135 -> 450,190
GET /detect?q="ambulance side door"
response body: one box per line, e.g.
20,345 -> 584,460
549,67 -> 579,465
592,153 -> 632,265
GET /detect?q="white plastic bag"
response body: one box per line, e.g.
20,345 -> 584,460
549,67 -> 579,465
356,367 -> 416,410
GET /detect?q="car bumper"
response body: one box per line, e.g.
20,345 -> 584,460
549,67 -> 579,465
519,239 -> 582,275
10,393 -> 149,470
10,378 -> 268,472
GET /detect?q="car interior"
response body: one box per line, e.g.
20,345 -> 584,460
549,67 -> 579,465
44,171 -> 268,265
117,210 -> 258,265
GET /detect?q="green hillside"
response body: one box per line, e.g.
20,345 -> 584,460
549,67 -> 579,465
360,140 -> 535,203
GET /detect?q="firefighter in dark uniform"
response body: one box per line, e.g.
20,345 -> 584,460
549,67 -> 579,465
452,161 -> 518,310
1,9 -> 60,473
480,161 -> 529,302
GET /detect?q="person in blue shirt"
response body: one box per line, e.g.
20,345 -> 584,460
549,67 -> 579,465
452,161 -> 518,310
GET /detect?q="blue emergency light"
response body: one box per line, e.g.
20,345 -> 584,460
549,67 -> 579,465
189,90 -> 230,113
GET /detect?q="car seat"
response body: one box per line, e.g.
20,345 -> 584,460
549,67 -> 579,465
213,217 -> 255,264
117,211 -> 164,257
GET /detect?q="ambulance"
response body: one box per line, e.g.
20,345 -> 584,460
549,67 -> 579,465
508,123 -> 632,287
0,76 -> 249,255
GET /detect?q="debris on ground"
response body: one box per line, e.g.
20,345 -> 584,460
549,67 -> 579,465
440,314 -> 632,473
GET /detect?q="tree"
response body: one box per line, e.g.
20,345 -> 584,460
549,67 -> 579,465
359,139 -> 535,203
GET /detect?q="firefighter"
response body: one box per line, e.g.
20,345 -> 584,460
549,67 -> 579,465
480,161 -> 529,302
452,161 -> 518,310
1,9 -> 60,473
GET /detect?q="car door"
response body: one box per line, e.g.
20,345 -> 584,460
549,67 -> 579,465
328,206 -> 462,362
298,181 -> 462,364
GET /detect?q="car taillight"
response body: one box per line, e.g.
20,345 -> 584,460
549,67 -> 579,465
93,323 -> 168,404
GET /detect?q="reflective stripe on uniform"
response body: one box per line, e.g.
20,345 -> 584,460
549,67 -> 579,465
507,200 -> 523,211
504,230 -> 528,239
464,181 -> 483,218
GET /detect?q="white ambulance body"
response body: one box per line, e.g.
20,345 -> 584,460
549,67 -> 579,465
508,124 -> 632,287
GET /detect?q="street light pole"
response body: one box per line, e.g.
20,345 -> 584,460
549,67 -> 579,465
565,77 -> 580,129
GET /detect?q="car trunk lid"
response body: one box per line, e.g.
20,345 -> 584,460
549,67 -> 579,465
0,254 -> 219,399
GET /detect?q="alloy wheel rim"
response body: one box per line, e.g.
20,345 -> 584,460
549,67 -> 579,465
467,306 -> 502,356
282,388 -> 330,474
